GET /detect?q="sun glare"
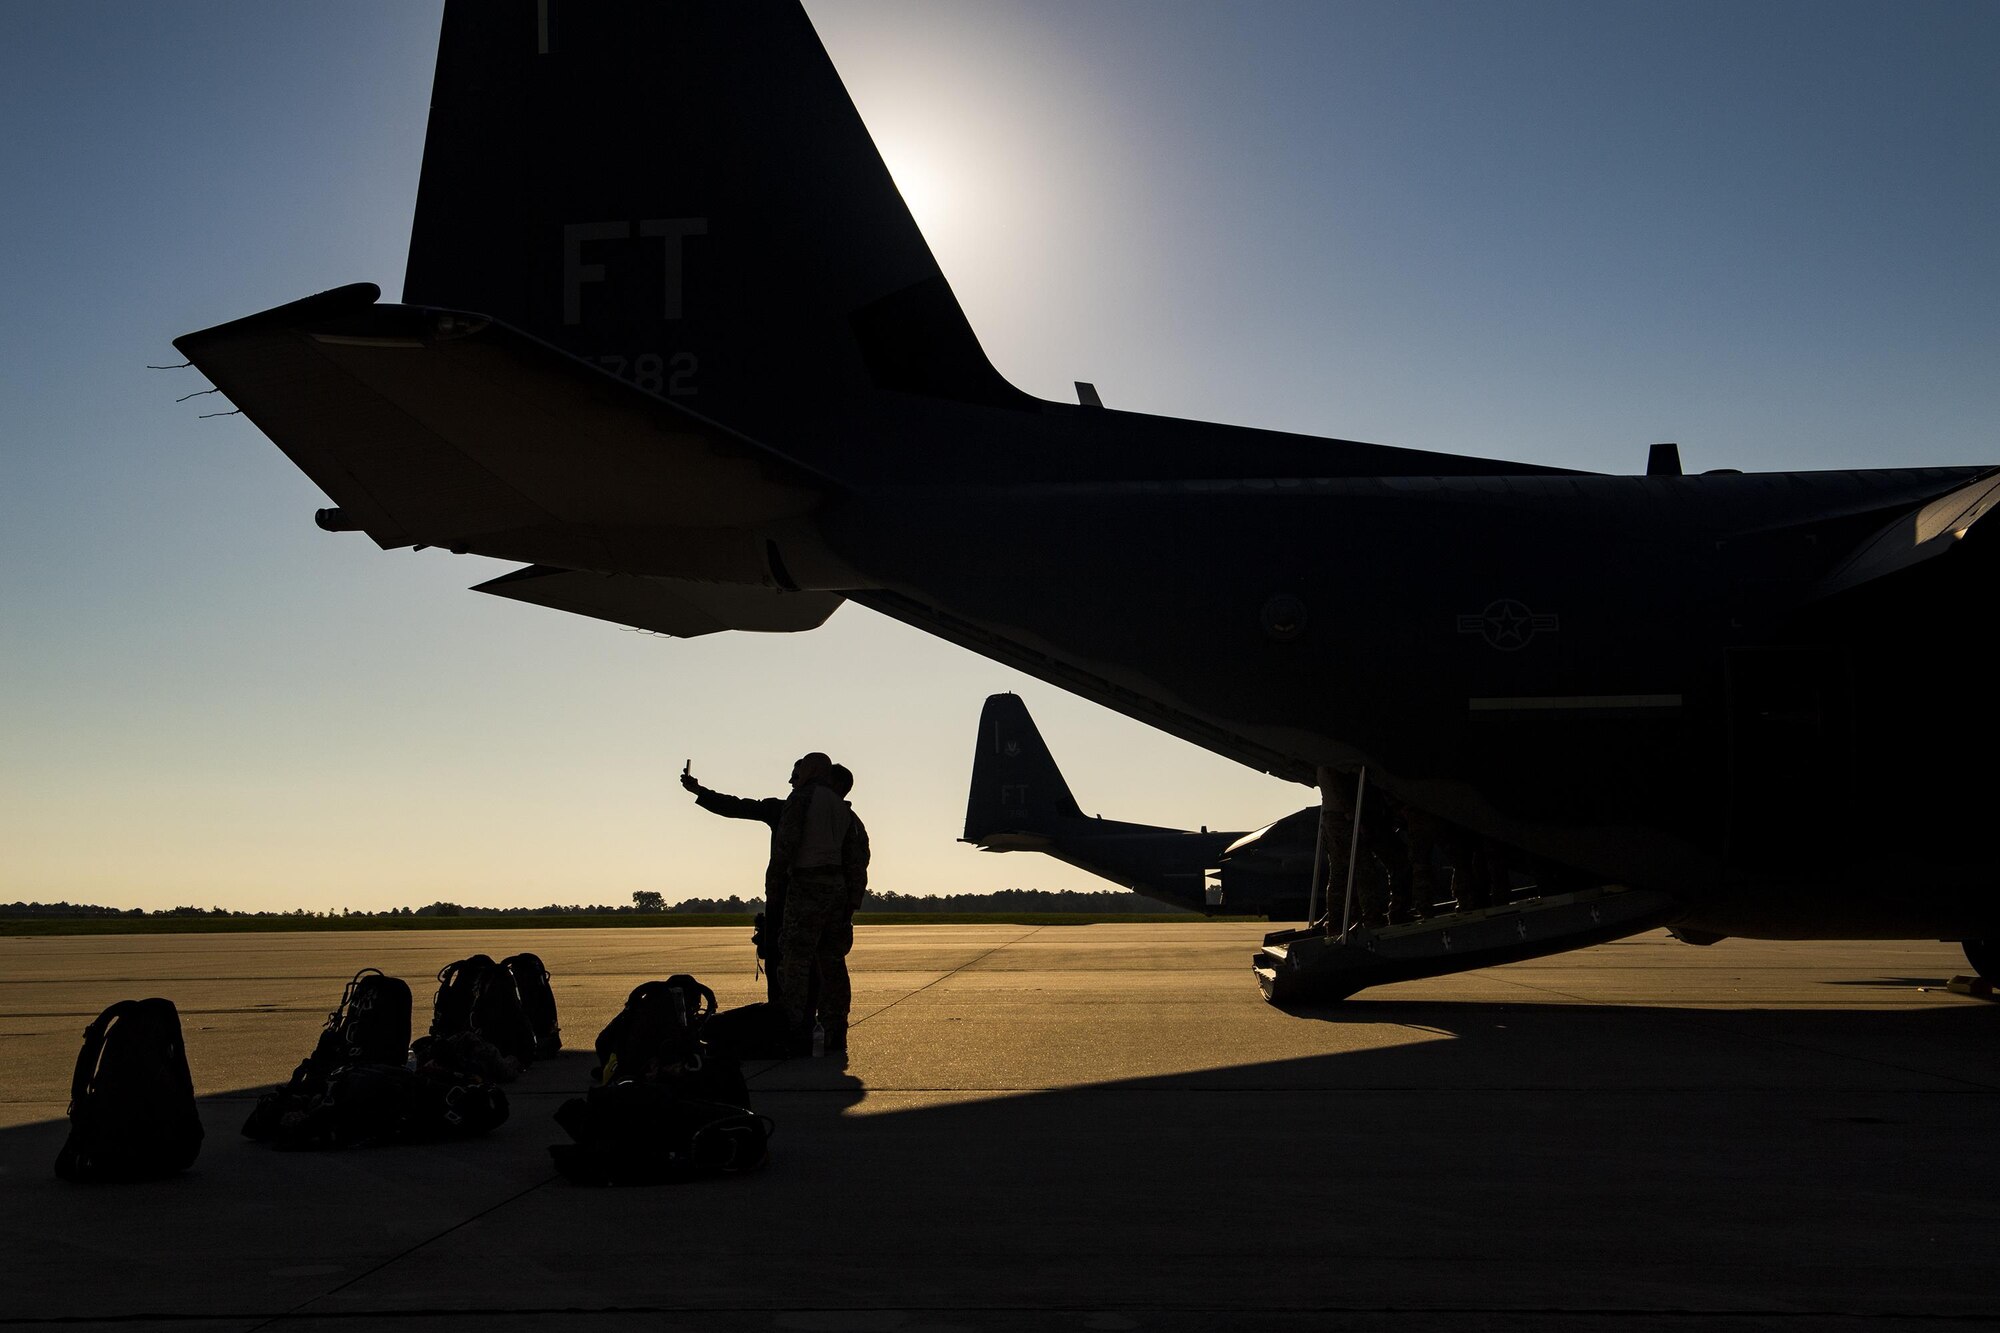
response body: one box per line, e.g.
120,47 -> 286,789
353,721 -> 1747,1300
878,137 -> 962,235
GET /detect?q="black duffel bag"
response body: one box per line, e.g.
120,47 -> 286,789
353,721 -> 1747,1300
550,1081 -> 770,1184
272,1063 -> 509,1150
700,1001 -> 795,1061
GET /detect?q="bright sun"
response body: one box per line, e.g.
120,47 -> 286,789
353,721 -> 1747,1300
877,137 -> 962,233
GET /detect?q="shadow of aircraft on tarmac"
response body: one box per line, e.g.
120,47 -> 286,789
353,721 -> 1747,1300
3,1000 -> 1996,1328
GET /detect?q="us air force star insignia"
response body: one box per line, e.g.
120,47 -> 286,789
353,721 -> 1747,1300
1456,599 -> 1561,652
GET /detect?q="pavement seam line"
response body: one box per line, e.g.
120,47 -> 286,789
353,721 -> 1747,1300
852,925 -> 1046,1021
239,1173 -> 560,1333
747,926 -> 1045,1083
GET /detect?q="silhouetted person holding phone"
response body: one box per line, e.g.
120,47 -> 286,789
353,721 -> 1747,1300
682,753 -> 831,1004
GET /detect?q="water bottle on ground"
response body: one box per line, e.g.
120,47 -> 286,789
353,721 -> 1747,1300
810,1018 -> 825,1058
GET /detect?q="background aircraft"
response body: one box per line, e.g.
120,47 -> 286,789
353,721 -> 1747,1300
174,0 -> 2000,997
962,693 -> 1316,919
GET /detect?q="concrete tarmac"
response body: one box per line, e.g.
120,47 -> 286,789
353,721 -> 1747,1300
2,924 -> 1996,1331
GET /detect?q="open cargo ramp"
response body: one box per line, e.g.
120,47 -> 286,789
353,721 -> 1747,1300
1255,885 -> 1680,1004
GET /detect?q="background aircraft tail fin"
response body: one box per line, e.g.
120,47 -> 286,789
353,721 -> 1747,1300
404,0 -> 1023,441
963,694 -> 1088,846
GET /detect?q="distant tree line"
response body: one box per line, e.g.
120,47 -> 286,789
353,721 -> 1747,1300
0,900 -> 656,920
862,890 -> 1191,914
647,893 -> 760,913
648,889 -> 1188,914
4,889 -> 1190,919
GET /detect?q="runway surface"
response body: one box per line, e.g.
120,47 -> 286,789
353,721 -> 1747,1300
3,924 -> 1996,1331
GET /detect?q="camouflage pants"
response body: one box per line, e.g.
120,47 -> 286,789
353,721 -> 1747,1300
776,872 -> 852,1033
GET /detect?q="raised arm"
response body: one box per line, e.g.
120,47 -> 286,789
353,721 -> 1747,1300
684,769 -> 784,826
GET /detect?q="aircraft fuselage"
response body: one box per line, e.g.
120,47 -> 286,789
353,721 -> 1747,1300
833,457 -> 2000,939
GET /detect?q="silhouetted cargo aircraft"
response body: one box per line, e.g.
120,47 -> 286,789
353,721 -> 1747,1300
177,1 -> 2000,1000
962,693 -> 1317,920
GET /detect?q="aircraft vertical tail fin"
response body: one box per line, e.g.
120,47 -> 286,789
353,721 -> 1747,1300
403,0 -> 1023,438
963,694 -> 1088,846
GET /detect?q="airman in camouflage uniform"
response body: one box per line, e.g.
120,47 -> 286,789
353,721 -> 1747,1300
772,756 -> 869,1052
682,753 -> 830,1004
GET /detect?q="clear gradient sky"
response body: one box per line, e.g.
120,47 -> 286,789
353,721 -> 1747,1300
2,2 -> 1995,911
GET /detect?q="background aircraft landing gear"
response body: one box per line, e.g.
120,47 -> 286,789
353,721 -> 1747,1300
1963,939 -> 1997,983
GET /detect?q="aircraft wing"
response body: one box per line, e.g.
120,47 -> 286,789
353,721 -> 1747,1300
473,564 -> 840,637
172,284 -> 827,586
1813,469 -> 2000,600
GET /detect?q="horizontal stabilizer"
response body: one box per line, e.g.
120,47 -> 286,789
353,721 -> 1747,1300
174,288 -> 824,583
473,564 -> 840,638
975,832 -> 1059,854
1814,470 -> 2000,600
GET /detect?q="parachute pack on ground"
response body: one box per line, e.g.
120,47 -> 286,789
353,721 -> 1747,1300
55,998 -> 204,1183
243,966 -> 507,1151
552,974 -> 771,1183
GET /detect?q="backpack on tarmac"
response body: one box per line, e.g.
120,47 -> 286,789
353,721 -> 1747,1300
411,1067 -> 510,1139
429,954 -> 497,1041
273,1062 -> 413,1150
413,1028 -> 517,1085
305,968 -> 412,1070
592,975 -> 716,1086
272,1063 -> 510,1150
556,974 -> 765,1184
55,998 -> 204,1182
430,954 -> 538,1067
471,962 -> 538,1065
333,968 -> 413,1066
244,968 -> 413,1141
550,1083 -> 770,1184
501,952 -> 562,1059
